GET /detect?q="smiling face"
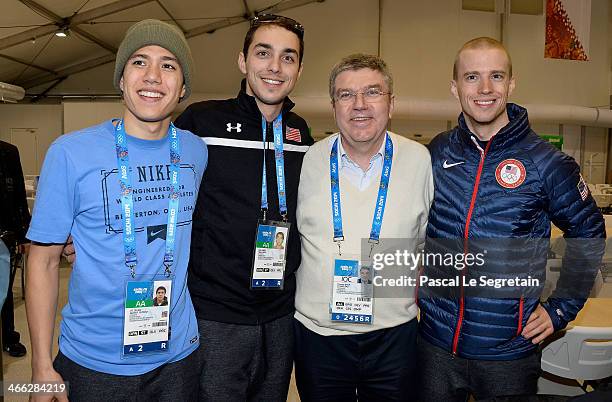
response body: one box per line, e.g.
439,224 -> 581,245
238,25 -> 302,110
333,68 -> 394,151
451,47 -> 515,140
120,45 -> 185,128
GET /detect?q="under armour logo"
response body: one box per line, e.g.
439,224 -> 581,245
226,123 -> 242,133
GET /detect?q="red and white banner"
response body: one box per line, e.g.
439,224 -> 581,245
545,0 -> 591,61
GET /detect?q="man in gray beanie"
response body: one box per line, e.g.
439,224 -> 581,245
114,19 -> 194,101
26,19 -> 206,402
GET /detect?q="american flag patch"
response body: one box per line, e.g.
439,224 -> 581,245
286,126 -> 302,142
577,174 -> 589,201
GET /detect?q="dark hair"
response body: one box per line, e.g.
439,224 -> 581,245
156,286 -> 166,294
243,14 -> 305,65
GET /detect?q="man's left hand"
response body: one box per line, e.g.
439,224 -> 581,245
521,303 -> 554,344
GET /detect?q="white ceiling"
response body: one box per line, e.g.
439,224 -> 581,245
0,0 -> 326,96
1,0 -> 610,108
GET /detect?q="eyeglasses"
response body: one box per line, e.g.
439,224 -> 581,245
335,87 -> 391,103
250,14 -> 304,39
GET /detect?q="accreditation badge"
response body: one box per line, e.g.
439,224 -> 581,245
122,277 -> 172,357
251,220 -> 290,289
330,255 -> 374,324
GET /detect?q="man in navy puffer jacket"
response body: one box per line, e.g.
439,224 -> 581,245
418,37 -> 606,401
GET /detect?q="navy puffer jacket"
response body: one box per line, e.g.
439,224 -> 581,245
419,103 -> 605,360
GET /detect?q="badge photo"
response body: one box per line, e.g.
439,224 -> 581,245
495,159 -> 526,189
251,221 -> 290,289
123,279 -> 172,357
330,257 -> 374,324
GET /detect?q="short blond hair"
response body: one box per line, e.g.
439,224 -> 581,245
453,37 -> 512,80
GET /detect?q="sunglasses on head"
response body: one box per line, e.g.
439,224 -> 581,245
250,13 -> 304,38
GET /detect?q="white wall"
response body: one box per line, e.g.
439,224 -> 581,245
583,126 -> 608,183
63,101 -> 123,134
5,0 -> 611,178
0,104 -> 62,175
0,102 -> 129,175
608,0 -> 612,104
509,1 -> 609,107
561,125 -> 580,162
40,0 -> 609,107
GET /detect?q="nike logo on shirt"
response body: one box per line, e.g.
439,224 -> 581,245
151,229 -> 165,237
443,160 -> 464,169
147,224 -> 167,244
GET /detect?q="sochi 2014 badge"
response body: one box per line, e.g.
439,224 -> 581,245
495,159 -> 526,189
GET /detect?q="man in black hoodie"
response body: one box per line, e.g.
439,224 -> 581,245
175,14 -> 313,402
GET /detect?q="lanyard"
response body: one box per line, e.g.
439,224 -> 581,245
330,133 -> 393,255
260,114 -> 287,220
114,119 -> 181,278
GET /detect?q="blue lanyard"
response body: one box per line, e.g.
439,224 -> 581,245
330,133 -> 393,254
260,114 -> 287,220
114,119 -> 181,277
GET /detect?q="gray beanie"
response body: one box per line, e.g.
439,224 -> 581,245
114,19 -> 193,101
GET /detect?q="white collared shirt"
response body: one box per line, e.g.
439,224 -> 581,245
330,135 -> 385,191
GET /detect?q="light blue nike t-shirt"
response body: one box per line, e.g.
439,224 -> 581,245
27,120 -> 207,375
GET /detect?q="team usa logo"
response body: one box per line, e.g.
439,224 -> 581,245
495,159 -> 526,189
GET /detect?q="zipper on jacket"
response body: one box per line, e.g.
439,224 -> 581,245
266,121 -> 273,144
452,137 -> 492,356
516,296 -> 524,336
415,266 -> 423,306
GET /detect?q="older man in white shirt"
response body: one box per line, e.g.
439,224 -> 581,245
294,53 -> 433,402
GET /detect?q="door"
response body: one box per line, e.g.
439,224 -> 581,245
7,128 -> 39,175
